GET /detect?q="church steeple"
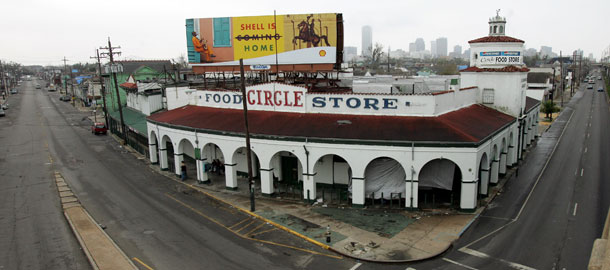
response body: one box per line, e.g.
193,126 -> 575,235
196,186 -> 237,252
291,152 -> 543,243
488,9 -> 506,36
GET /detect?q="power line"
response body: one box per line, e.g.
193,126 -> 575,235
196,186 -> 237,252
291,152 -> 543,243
100,37 -> 127,144
90,49 -> 110,129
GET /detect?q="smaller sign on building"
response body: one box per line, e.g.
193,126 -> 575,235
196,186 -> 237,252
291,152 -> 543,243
250,64 -> 271,70
478,51 -> 522,65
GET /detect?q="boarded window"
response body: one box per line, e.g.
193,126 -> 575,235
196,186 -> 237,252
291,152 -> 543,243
483,88 -> 494,104
213,17 -> 231,47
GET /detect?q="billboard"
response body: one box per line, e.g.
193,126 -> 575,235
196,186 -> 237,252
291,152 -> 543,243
186,13 -> 342,67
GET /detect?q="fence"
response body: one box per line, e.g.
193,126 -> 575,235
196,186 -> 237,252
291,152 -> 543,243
366,192 -> 404,209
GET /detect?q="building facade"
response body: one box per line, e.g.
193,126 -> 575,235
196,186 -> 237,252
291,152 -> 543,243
145,13 -> 540,212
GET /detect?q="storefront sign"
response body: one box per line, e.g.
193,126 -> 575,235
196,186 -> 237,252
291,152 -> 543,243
478,51 -> 522,65
196,83 -> 440,116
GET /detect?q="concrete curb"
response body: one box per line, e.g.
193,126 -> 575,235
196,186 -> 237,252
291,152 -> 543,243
64,209 -> 100,270
55,171 -> 137,270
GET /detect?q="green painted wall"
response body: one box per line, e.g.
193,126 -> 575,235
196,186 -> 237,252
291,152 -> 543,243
104,65 -> 171,113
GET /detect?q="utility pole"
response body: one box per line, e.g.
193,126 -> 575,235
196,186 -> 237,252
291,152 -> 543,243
239,59 -> 255,212
1,61 -> 7,97
91,49 -> 109,128
560,51 -> 564,107
62,57 -> 69,95
100,37 -> 127,144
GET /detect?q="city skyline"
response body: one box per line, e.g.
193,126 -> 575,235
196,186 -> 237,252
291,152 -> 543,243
0,0 -> 607,65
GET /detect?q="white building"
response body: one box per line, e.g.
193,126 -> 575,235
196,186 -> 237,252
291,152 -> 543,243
119,75 -> 165,116
146,13 -> 540,212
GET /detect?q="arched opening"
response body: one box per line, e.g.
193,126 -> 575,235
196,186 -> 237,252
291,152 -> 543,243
508,132 -> 515,166
314,154 -> 352,204
499,25 -> 504,34
148,130 -> 159,164
161,135 -> 174,172
478,153 -> 490,197
489,26 -> 493,34
490,145 -> 499,184
270,151 -> 304,200
177,139 -> 196,180
202,143 -> 225,184
232,147 -> 261,191
418,159 -> 462,209
364,157 -> 406,206
493,25 -> 498,34
499,138 -> 507,175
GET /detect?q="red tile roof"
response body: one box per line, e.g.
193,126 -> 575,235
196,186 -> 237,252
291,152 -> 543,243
525,96 -> 541,113
461,65 -> 530,73
148,105 -> 516,145
468,36 -> 525,43
119,82 -> 137,89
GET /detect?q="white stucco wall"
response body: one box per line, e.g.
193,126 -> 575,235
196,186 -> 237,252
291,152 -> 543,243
461,72 -> 526,117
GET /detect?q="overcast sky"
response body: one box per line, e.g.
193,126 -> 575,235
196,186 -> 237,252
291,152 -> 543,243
1,0 -> 608,66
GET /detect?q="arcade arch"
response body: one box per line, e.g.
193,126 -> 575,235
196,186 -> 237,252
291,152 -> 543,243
418,158 -> 462,209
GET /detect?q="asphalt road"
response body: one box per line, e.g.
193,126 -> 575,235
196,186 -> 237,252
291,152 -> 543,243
2,80 -> 358,269
0,80 -> 89,269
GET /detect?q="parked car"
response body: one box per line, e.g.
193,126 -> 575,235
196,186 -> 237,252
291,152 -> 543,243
35,84 -> 41,89
59,95 -> 71,101
0,108 -> 5,117
91,122 -> 107,135
587,84 -> 593,89
1,103 -> 8,110
599,76 -> 603,80
10,89 -> 17,94
598,87 -> 605,92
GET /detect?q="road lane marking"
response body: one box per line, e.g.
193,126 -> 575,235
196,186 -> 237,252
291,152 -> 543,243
573,203 -> 578,216
164,193 -> 343,259
228,217 -> 250,230
585,147 -> 588,153
349,262 -> 363,270
581,169 -> 584,177
442,258 -> 478,270
459,248 -> 536,270
588,133 -> 590,138
245,221 -> 266,236
249,227 -> 278,237
234,219 -> 257,233
133,257 -> 154,270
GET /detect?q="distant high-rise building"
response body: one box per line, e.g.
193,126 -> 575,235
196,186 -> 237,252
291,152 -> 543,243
463,48 -> 471,60
453,45 -> 462,55
436,37 -> 448,57
409,42 -> 416,53
415,38 -> 425,52
361,26 -> 372,57
524,48 -> 538,57
588,53 -> 595,61
430,40 -> 437,57
344,46 -> 358,62
540,46 -> 553,58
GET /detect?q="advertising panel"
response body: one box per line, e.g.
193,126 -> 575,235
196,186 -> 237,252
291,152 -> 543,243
477,51 -> 523,65
186,13 -> 341,66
